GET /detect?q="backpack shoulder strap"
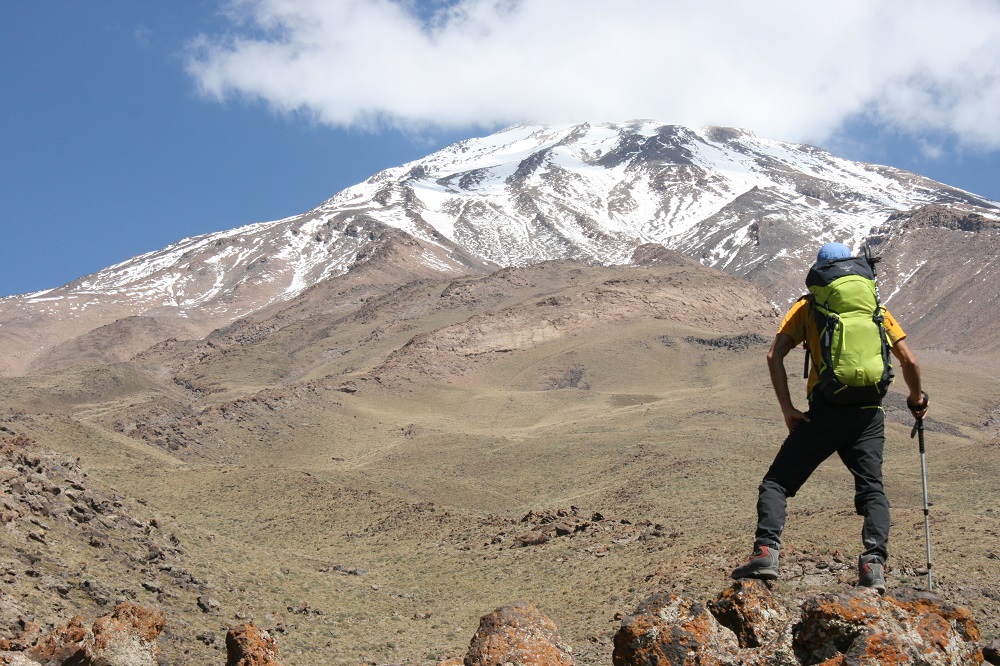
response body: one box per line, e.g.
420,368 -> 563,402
796,294 -> 811,378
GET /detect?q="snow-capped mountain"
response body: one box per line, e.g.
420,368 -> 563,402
322,121 -> 998,304
329,122 -> 993,268
2,121 -> 999,375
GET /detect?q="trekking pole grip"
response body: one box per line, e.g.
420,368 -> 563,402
910,416 -> 925,446
908,391 -> 929,446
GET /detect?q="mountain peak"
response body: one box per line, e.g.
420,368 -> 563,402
2,122 -> 998,375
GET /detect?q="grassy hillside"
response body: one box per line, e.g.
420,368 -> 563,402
1,260 -> 997,665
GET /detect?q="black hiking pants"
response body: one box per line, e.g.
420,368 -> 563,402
754,400 -> 889,563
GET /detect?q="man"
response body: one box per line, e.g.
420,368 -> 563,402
732,242 -> 929,592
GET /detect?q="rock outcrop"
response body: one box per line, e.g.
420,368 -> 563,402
0,602 -> 165,666
613,591 -> 740,665
793,587 -> 982,665
707,578 -> 790,649
459,601 -> 574,666
613,580 -> 985,665
0,607 -> 290,666
225,623 -> 282,666
87,603 -> 166,666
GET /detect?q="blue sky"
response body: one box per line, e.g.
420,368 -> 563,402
3,1 -> 1000,298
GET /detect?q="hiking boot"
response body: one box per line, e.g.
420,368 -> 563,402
731,545 -> 779,580
858,559 -> 886,593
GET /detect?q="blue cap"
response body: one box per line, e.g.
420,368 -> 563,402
816,242 -> 852,264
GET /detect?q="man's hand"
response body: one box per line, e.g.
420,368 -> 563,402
783,407 -> 811,432
907,391 -> 929,421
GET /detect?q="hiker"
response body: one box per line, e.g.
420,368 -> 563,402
732,242 -> 929,592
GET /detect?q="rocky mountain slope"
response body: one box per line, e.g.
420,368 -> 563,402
3,121 -> 999,375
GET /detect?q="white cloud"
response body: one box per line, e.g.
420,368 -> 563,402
186,0 -> 1000,148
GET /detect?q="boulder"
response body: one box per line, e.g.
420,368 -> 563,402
26,603 -> 164,666
794,588 -> 983,665
464,601 -> 574,666
90,603 -> 165,666
225,623 -> 282,666
613,591 -> 739,665
708,578 -> 790,648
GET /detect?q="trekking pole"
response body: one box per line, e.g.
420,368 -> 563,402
910,416 -> 933,591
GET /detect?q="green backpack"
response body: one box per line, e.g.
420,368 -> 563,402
804,254 -> 894,404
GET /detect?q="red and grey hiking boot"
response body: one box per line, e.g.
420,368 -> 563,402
858,556 -> 886,593
731,545 -> 779,580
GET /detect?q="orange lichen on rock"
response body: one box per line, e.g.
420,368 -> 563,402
708,578 -> 789,649
814,656 -> 846,666
226,623 -> 283,666
794,588 -> 983,665
464,601 -> 574,666
803,590 -> 883,625
613,591 -> 739,665
20,602 -> 165,666
27,615 -> 90,665
887,588 -> 982,643
844,629 -> 910,664
90,602 -> 166,665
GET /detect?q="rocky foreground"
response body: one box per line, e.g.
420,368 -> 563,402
1,579 -> 997,665
447,580 -> 996,666
1,413 -> 999,664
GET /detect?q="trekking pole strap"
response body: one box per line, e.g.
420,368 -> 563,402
907,391 -> 930,413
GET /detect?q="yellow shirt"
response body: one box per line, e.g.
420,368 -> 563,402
778,298 -> 906,397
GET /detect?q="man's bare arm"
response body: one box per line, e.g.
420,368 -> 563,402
768,333 -> 811,432
891,338 -> 928,419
